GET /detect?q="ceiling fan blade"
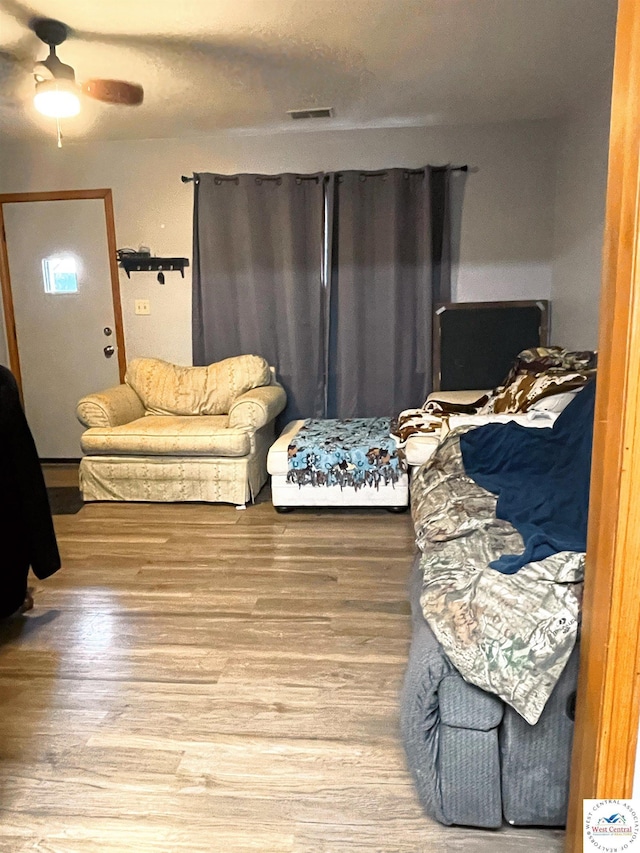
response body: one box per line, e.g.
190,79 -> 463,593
81,79 -> 143,106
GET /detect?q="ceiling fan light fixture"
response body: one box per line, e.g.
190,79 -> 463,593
34,79 -> 81,118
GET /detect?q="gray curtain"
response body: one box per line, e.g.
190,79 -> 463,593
430,166 -> 452,304
192,172 -> 326,421
326,168 -> 435,418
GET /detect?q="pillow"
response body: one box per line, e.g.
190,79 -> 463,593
126,355 -> 271,416
528,389 -> 580,413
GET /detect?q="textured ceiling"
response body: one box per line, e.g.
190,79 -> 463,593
0,0 -> 618,142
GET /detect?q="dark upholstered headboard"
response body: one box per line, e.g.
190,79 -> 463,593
433,300 -> 550,391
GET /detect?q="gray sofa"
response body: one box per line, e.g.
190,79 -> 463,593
400,555 -> 578,828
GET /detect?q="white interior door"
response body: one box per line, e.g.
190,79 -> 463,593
4,198 -> 122,458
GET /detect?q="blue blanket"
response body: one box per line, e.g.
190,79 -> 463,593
460,381 -> 596,573
287,418 -> 405,489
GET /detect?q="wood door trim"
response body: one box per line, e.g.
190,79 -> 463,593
0,203 -> 23,397
103,189 -> 126,382
0,189 -> 113,204
0,188 -> 127,392
566,0 -> 640,848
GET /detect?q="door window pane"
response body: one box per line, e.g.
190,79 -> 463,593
42,255 -> 78,294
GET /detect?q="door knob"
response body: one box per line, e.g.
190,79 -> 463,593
104,327 -> 113,336
104,345 -> 115,358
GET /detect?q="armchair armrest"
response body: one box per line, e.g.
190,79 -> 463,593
77,384 -> 145,428
228,383 -> 287,429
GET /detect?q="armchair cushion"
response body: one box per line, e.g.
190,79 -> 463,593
77,384 -> 145,429
228,384 -> 287,429
125,354 -> 270,417
80,415 -> 253,457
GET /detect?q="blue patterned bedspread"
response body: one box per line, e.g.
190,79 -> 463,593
287,418 -> 406,489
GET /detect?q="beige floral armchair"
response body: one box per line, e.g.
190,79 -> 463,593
76,354 -> 286,506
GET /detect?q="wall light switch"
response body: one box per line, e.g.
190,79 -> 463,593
135,299 -> 151,315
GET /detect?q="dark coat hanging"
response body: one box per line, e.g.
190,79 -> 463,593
0,365 -> 61,617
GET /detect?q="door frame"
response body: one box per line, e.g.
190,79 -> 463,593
0,187 -> 127,396
566,0 -> 640,849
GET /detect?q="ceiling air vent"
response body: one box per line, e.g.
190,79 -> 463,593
287,107 -> 334,120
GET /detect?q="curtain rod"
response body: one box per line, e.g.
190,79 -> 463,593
181,173 -> 321,184
430,165 -> 469,173
181,165 -> 469,184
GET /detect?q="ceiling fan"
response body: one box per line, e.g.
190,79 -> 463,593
31,17 -> 143,121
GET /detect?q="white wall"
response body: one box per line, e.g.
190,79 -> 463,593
551,90 -> 612,349
0,118 -> 557,366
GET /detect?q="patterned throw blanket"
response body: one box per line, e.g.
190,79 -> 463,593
287,418 -> 406,489
391,347 -> 597,445
479,346 -> 596,414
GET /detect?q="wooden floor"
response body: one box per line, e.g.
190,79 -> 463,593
0,469 -> 565,852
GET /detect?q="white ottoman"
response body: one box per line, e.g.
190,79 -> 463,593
267,419 -> 409,511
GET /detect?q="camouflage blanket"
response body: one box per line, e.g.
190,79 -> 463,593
411,429 -> 583,724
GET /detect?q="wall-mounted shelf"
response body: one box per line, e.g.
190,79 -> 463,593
119,255 -> 190,278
